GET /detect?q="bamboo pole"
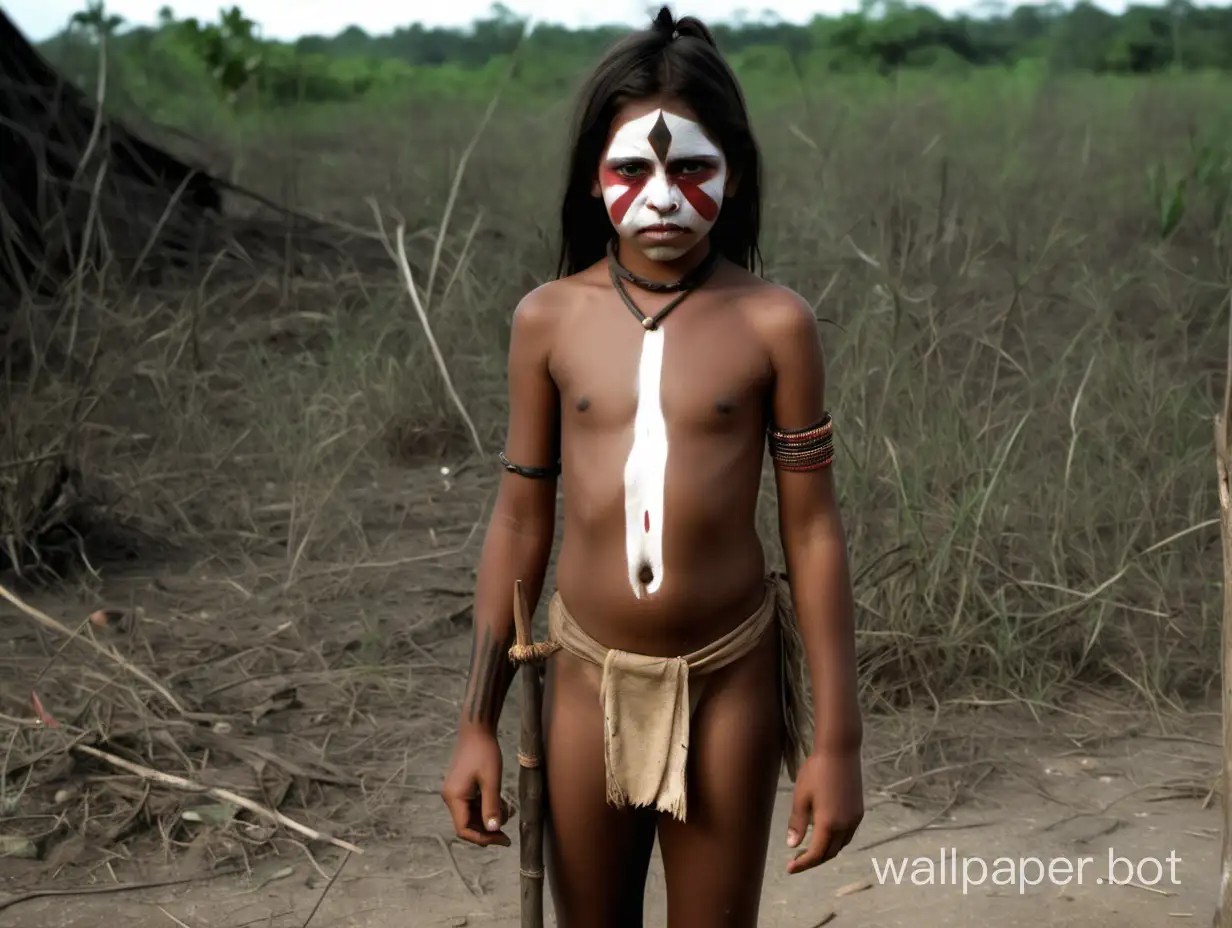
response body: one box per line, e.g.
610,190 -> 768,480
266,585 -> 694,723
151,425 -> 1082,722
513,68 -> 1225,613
1214,293 -> 1232,928
511,580 -> 548,928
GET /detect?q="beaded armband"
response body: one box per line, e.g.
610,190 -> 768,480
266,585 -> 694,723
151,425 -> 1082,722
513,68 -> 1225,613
767,414 -> 835,472
498,451 -> 561,479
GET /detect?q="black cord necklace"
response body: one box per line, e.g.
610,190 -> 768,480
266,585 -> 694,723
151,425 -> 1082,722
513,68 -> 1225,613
606,241 -> 721,332
605,239 -> 719,293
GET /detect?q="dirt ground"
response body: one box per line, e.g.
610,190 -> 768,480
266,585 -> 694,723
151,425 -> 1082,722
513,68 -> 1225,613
0,463 -> 1224,928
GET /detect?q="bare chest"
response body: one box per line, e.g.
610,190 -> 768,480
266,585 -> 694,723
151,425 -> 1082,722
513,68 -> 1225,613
552,295 -> 770,435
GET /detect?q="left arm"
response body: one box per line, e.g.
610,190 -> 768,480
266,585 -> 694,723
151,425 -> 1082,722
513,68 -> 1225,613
761,287 -> 863,873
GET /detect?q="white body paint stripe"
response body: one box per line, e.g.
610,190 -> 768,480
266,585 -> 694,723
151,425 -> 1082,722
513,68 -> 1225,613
623,327 -> 667,598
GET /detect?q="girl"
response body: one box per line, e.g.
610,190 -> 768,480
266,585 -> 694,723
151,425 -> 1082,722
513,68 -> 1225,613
441,9 -> 863,926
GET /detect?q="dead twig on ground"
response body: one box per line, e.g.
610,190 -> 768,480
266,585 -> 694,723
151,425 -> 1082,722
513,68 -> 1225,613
299,849 -> 351,927
73,744 -> 363,854
0,581 -> 186,714
435,833 -> 485,904
0,867 -> 245,914
854,791 -> 991,853
156,905 -> 195,928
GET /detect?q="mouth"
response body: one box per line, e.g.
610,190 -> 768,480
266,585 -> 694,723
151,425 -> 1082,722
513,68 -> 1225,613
638,223 -> 689,240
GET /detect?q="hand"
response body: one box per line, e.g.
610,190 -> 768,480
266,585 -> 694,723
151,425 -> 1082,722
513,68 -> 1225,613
441,728 -> 513,847
785,747 -> 864,874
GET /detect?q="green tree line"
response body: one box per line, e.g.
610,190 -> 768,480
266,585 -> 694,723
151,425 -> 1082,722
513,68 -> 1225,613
38,0 -> 1232,115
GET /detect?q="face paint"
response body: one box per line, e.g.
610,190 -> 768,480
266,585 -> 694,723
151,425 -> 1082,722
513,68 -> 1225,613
623,326 -> 667,598
599,108 -> 727,262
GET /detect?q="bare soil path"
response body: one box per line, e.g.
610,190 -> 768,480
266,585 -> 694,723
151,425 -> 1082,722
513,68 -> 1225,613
0,466 -> 1222,927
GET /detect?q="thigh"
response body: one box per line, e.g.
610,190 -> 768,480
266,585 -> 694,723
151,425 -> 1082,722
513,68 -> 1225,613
657,630 -> 784,928
544,649 -> 657,928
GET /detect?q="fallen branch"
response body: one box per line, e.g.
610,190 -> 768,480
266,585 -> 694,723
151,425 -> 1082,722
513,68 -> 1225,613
0,582 -> 186,715
73,744 -> 363,855
0,867 -> 245,914
299,849 -> 352,928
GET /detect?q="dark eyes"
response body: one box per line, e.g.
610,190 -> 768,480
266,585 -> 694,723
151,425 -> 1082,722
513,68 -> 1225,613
608,159 -> 712,178
613,163 -> 648,179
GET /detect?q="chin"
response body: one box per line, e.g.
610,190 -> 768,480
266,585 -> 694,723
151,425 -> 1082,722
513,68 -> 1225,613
640,243 -> 693,262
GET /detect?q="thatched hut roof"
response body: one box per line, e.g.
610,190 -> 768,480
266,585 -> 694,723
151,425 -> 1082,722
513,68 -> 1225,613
0,10 -> 223,295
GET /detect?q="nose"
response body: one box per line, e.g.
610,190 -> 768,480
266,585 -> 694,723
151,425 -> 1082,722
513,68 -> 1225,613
643,175 -> 678,214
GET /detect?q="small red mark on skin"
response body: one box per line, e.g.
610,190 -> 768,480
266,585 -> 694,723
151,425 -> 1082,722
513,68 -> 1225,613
644,511 -> 650,533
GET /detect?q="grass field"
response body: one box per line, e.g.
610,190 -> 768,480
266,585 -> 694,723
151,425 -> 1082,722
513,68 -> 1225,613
1,69 -> 1229,923
156,70 -> 1232,707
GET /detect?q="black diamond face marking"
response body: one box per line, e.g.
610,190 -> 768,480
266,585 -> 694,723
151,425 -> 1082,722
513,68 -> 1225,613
647,113 -> 672,164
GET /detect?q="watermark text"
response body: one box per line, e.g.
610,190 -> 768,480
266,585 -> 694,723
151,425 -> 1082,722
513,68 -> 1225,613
871,848 -> 1182,894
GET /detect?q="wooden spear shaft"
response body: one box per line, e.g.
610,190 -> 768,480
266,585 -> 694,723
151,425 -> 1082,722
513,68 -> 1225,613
512,579 -> 547,928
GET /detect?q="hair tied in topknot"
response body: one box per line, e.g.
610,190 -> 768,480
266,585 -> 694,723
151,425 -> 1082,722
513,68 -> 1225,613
653,6 -> 676,36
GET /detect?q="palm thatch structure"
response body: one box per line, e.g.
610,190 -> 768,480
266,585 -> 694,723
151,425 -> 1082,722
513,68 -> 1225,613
0,9 -> 223,297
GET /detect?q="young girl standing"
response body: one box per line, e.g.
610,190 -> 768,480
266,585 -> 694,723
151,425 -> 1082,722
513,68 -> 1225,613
441,9 -> 864,926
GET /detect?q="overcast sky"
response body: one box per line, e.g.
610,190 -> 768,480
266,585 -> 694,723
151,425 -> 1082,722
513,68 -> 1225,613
6,0 -> 1137,43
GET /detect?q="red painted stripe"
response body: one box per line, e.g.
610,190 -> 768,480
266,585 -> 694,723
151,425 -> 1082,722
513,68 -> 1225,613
679,181 -> 719,222
609,185 -> 642,225
600,167 -> 646,225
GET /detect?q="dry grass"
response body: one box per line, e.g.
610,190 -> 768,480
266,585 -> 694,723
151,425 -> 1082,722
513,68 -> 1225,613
1,73 -> 1228,870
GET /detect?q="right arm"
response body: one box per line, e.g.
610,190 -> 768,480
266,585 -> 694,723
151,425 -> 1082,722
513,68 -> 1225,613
461,286 -> 560,736
442,287 -> 561,845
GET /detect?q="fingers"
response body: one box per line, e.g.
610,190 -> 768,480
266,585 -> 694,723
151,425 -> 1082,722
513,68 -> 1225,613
787,822 -> 832,874
789,823 -> 859,873
785,789 -> 811,850
444,792 -> 512,847
443,783 -> 485,842
441,779 -> 512,848
480,771 -> 505,835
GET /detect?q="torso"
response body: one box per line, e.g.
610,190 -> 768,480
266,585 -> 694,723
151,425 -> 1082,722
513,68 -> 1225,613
545,259 -> 779,656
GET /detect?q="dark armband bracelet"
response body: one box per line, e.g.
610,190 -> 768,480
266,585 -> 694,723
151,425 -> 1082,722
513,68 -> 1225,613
767,414 -> 835,472
498,450 -> 561,479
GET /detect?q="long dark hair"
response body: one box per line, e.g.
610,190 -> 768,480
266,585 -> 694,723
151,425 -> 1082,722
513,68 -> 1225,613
555,6 -> 763,278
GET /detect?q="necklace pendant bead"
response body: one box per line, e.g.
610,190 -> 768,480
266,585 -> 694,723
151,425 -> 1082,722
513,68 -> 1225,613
642,317 -> 656,330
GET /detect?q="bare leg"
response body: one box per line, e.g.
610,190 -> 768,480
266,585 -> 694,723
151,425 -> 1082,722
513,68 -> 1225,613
543,649 -> 657,928
657,628 -> 785,928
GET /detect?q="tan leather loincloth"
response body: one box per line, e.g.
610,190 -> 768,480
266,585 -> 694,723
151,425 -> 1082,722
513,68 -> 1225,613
547,574 -> 811,823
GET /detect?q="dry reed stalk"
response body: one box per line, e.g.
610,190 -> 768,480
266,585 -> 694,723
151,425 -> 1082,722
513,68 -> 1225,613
511,579 -> 547,928
365,24 -> 525,462
0,581 -> 186,714
381,211 -> 483,457
1213,290 -> 1232,928
73,744 -> 363,854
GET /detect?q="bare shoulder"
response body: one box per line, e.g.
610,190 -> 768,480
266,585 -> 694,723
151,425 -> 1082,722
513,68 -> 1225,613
724,271 -> 827,424
723,269 -> 820,358
512,279 -> 565,331
509,278 -> 589,361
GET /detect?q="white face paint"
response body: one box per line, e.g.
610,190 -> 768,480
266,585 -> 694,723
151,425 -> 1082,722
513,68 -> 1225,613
623,326 -> 667,598
599,108 -> 728,262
